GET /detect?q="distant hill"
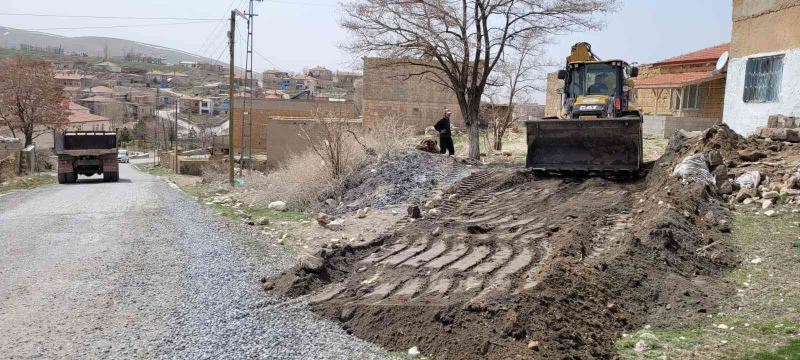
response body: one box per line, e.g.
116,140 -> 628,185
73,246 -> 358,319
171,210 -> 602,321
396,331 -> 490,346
0,26 -> 225,66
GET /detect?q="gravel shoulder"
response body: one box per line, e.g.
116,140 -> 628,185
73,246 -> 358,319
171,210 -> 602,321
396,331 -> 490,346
0,164 -> 394,359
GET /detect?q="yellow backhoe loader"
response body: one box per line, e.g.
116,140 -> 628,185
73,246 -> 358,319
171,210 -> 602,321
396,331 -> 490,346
526,42 -> 643,175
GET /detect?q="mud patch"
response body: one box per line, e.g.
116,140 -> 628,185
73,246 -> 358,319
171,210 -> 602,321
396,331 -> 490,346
264,126 -> 743,359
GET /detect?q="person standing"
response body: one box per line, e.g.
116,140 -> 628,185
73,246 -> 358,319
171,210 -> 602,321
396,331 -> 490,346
434,110 -> 455,156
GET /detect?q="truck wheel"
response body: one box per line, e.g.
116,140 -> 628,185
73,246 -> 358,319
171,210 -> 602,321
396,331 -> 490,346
58,173 -> 67,184
66,173 -> 78,183
103,172 -> 119,182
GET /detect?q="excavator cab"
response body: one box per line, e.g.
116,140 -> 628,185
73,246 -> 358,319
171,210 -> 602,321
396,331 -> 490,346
526,43 -> 643,176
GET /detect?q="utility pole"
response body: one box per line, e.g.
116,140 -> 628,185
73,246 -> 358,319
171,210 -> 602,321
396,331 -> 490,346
228,10 -> 236,185
175,97 -> 179,173
154,86 -> 159,166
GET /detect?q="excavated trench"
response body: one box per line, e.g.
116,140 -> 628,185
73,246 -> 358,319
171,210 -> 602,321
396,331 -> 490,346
265,126 -> 743,359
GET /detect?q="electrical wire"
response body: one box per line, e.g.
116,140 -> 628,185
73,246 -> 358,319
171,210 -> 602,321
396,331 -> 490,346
196,0 -> 248,59
0,12 -> 225,20
19,21 -> 219,31
263,0 -> 335,8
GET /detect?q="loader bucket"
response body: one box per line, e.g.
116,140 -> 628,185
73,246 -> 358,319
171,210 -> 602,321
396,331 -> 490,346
525,117 -> 643,173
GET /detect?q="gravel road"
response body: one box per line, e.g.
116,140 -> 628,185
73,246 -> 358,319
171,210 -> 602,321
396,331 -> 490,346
0,164 -> 394,359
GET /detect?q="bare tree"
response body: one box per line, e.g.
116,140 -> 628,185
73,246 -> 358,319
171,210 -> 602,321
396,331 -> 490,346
0,55 -> 68,146
485,35 -> 547,150
341,0 -> 614,159
300,115 -> 363,178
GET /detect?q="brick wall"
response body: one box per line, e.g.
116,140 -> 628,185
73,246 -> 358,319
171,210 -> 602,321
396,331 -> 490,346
231,98 -> 357,154
362,58 -> 462,131
264,117 -> 363,167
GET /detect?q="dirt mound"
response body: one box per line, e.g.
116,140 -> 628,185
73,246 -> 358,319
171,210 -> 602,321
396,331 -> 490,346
264,125 -> 743,359
324,149 -> 471,214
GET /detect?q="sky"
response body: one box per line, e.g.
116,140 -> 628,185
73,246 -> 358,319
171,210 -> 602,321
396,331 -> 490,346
2,0 -> 732,101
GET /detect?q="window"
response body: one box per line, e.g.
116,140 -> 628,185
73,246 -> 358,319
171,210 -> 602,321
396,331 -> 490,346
682,84 -> 702,110
669,85 -> 702,111
743,55 -> 784,103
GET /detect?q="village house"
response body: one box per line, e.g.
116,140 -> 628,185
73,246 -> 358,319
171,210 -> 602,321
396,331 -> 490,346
64,101 -> 112,132
362,57 -> 463,131
723,0 -> 800,134
332,71 -> 362,90
262,70 -> 291,90
147,71 -> 190,87
55,73 -> 94,100
634,44 -> 729,119
307,66 -> 333,81
54,73 -> 94,90
93,61 -> 122,73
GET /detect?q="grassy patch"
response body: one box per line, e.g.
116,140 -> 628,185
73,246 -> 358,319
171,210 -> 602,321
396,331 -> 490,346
181,183 -> 306,224
744,340 -> 800,360
617,211 -> 800,359
135,164 -> 174,177
0,174 -> 56,194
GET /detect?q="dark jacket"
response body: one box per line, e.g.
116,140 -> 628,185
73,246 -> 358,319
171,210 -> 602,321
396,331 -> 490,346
434,117 -> 452,138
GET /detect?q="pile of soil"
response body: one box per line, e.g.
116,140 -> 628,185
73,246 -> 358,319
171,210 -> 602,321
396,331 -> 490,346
325,149 -> 471,214
264,125 -> 745,359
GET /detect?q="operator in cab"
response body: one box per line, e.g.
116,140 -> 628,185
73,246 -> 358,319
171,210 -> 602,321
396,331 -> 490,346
587,72 -> 610,95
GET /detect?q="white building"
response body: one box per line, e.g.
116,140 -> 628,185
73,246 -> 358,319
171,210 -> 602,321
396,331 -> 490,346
723,0 -> 800,135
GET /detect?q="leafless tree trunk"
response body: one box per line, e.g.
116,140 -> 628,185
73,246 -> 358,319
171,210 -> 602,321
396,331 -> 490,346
341,0 -> 614,159
300,114 -> 363,178
485,35 -> 547,150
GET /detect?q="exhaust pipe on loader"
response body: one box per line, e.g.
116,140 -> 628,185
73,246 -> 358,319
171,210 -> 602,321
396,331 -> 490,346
525,116 -> 643,175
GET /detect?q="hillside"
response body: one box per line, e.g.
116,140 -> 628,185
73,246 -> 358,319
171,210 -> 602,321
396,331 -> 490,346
0,25 -> 224,66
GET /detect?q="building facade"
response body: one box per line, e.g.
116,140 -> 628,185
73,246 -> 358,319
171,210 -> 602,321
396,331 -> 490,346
723,0 -> 800,134
362,57 -> 463,131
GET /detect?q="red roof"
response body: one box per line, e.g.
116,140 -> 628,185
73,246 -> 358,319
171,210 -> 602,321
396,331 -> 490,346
652,43 -> 730,66
635,72 -> 718,88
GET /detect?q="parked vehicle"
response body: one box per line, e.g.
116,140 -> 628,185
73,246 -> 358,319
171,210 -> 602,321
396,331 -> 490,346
55,131 -> 119,183
117,149 -> 130,163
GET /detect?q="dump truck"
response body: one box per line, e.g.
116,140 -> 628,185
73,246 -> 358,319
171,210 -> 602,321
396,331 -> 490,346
55,131 -> 119,183
526,42 -> 643,175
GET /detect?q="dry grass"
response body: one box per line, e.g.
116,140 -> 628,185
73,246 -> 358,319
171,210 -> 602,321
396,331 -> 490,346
210,116 -> 416,212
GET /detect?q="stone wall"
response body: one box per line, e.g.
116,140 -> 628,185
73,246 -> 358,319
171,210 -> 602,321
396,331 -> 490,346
643,115 -> 721,139
231,98 -> 357,154
0,137 -> 22,178
362,58 -> 462,132
158,151 -> 210,176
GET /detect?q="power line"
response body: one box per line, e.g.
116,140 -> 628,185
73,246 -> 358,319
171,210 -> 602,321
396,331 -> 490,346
233,24 -> 278,69
263,0 -> 335,8
19,21 -> 219,31
0,12 -> 225,20
254,49 -> 279,69
196,0 -> 248,58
